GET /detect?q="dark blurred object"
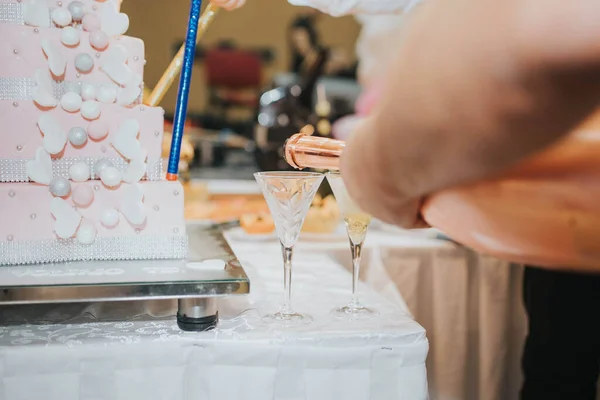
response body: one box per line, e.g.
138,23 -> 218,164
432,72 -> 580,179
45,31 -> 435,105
172,40 -> 275,64
254,65 -> 361,172
202,47 -> 263,117
289,16 -> 321,74
169,40 -> 274,167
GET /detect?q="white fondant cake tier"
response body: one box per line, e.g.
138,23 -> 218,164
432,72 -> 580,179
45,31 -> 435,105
0,102 -> 164,182
0,180 -> 187,265
0,0 -> 188,265
0,24 -> 144,85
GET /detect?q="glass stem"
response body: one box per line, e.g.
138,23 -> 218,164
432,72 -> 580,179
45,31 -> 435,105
281,243 -> 294,315
350,241 -> 363,309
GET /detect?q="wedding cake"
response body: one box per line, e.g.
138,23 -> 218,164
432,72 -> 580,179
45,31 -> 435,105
0,0 -> 187,265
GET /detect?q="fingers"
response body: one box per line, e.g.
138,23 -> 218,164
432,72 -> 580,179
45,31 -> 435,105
340,117 -> 424,228
331,114 -> 363,141
211,0 -> 246,11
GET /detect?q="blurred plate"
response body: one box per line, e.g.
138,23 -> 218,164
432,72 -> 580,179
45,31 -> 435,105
300,224 -> 348,242
225,227 -> 277,242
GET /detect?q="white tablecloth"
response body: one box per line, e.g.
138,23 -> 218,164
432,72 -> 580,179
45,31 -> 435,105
279,225 -> 527,400
0,237 -> 429,400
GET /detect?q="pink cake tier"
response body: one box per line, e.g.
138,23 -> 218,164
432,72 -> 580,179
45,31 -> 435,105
0,102 -> 164,182
0,180 -> 187,265
0,24 -> 144,89
0,0 -> 123,26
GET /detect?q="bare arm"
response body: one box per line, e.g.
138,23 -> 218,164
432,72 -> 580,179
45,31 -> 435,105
287,0 -> 418,17
341,0 -> 600,227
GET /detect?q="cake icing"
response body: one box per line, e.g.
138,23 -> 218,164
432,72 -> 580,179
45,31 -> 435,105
0,0 -> 188,265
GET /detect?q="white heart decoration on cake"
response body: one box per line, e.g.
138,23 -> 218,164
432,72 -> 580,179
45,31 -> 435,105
51,197 -> 82,239
120,183 -> 147,225
76,219 -> 97,245
41,39 -> 67,77
38,114 -> 67,154
111,119 -> 147,161
116,74 -> 142,106
23,0 -> 51,28
100,45 -> 132,85
32,69 -> 57,108
26,147 -> 53,185
100,3 -> 129,37
121,159 -> 147,183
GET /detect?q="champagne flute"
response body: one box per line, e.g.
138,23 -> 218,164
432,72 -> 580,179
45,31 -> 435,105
254,171 -> 324,325
326,172 -> 378,319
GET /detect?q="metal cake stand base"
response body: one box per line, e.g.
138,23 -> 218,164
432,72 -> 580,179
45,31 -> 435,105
0,223 -> 249,332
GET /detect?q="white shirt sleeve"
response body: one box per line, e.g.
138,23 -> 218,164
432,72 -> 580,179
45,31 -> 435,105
287,0 -> 422,16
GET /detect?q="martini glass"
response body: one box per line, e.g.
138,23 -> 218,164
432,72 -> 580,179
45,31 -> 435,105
326,172 -> 378,319
254,171 -> 324,326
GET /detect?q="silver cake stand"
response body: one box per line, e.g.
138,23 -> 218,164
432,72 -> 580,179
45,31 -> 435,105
0,223 -> 250,332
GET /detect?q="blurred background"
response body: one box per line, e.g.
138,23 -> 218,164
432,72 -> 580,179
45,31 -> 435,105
123,0 -> 362,180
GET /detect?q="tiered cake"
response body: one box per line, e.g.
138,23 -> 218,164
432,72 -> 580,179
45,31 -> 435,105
0,0 -> 187,265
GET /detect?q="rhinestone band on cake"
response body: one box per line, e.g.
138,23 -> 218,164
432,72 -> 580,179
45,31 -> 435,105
0,235 -> 188,265
0,3 -> 26,25
0,77 -> 143,104
0,157 -> 163,182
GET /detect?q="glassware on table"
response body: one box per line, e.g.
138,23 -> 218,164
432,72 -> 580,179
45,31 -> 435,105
326,172 -> 378,319
254,171 -> 324,326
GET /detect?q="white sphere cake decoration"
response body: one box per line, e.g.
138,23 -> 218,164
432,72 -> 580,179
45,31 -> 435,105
69,162 -> 90,182
49,177 -> 72,197
100,166 -> 121,187
90,31 -> 109,50
60,26 -> 80,46
101,208 -> 120,228
76,219 -> 97,245
68,126 -> 88,146
74,53 -> 94,73
72,185 -> 94,207
82,13 -> 101,32
67,1 -> 85,22
94,158 -> 113,177
51,8 -> 72,27
87,120 -> 109,140
81,83 -> 97,101
61,92 -> 83,112
63,81 -> 82,96
81,100 -> 101,120
96,85 -> 117,103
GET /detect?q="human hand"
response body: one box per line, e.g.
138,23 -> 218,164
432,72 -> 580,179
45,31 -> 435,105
210,0 -> 246,10
340,0 -> 600,228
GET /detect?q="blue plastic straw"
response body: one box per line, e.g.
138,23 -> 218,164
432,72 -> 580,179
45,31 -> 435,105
167,0 -> 203,180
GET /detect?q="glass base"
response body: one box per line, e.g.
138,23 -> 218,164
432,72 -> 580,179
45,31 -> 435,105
332,304 -> 379,320
262,311 -> 313,326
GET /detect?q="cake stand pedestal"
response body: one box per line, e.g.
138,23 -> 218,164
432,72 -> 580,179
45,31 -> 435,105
0,223 -> 249,332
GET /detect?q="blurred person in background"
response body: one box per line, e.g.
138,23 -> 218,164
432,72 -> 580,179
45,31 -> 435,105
211,0 -> 600,399
288,14 -> 356,78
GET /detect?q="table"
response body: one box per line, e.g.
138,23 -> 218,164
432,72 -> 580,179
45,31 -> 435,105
286,224 -> 528,400
0,236 -> 429,400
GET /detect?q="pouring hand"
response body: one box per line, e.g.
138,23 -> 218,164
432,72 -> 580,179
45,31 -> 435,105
210,0 -> 246,10
341,0 -> 600,228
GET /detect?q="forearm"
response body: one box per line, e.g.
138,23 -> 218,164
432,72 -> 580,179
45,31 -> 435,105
341,0 -> 600,224
288,0 -> 418,17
